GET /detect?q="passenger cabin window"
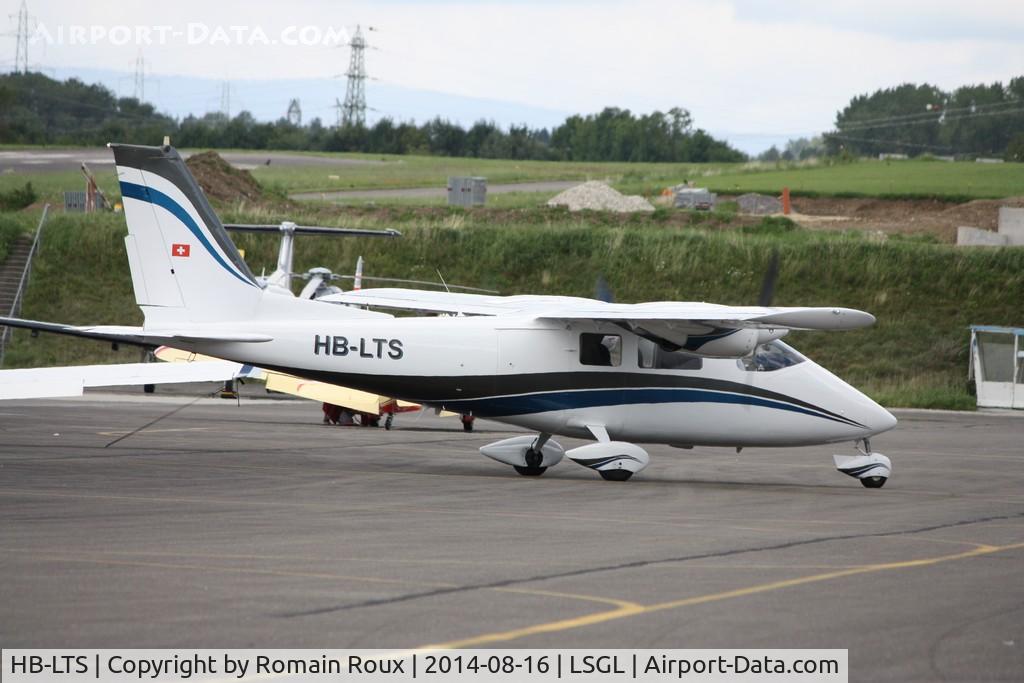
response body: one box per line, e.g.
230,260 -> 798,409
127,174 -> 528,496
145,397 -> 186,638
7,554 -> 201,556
637,338 -> 703,371
580,333 -> 622,367
737,341 -> 806,372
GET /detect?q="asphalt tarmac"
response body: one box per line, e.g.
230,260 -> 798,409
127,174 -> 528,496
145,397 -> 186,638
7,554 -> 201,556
0,149 -> 384,173
1,396 -> 1022,680
290,180 -> 579,202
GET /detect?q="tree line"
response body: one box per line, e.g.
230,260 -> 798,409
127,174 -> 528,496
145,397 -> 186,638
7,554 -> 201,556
825,79 -> 1024,158
0,72 -> 744,163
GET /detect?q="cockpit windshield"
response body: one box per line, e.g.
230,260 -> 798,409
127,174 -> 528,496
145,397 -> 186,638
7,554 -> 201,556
737,340 -> 806,372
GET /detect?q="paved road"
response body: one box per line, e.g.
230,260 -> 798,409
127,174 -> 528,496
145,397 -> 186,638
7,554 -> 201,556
1,397 -> 1022,680
0,148 -> 385,173
291,180 -> 579,202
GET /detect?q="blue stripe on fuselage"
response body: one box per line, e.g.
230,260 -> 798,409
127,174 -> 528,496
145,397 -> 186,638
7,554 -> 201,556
120,181 -> 256,287
435,387 -> 863,427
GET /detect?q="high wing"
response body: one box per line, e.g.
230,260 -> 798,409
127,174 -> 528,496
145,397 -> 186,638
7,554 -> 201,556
323,288 -> 875,356
322,288 -> 875,330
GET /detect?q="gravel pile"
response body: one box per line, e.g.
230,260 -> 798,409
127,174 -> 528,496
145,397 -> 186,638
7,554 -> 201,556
547,181 -> 655,213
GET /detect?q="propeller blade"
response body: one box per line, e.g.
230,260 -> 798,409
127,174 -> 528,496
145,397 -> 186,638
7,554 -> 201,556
758,249 -> 780,307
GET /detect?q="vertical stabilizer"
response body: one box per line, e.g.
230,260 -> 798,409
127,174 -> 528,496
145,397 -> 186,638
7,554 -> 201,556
111,143 -> 261,324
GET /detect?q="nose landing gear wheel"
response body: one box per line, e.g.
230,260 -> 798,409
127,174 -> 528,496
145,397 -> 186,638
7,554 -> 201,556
513,465 -> 547,476
835,441 -> 891,489
599,469 -> 633,481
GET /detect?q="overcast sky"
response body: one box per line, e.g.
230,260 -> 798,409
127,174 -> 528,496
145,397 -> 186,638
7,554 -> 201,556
8,0 -> 1024,153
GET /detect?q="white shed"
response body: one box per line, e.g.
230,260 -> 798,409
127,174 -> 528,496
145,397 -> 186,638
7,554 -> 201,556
969,325 -> 1024,409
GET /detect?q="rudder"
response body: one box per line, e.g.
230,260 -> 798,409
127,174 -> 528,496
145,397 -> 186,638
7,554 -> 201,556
112,143 -> 261,324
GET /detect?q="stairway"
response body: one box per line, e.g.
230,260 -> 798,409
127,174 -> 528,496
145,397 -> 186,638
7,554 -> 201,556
0,236 -> 34,312
0,235 -> 35,363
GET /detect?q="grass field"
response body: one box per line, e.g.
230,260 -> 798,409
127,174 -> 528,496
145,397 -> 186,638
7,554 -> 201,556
4,206 -> 1022,410
4,149 -> 1023,205
256,156 -> 1024,200
697,158 -> 1024,200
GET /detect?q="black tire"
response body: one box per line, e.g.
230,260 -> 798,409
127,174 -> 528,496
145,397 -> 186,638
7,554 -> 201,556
513,465 -> 547,477
462,419 -> 474,432
384,414 -> 394,430
524,448 -> 543,469
861,475 -> 887,488
599,469 -> 634,481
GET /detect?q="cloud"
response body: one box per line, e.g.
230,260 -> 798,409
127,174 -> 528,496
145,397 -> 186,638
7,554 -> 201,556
10,0 -> 1024,150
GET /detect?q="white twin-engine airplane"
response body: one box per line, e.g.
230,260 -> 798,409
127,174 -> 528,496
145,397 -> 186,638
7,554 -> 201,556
1,143 -> 897,486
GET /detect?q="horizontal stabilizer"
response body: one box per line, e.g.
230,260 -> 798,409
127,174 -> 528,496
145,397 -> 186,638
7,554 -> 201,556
0,317 -> 272,347
0,360 -> 246,400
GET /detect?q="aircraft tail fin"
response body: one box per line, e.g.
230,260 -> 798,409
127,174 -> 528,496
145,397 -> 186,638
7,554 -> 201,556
111,143 -> 262,324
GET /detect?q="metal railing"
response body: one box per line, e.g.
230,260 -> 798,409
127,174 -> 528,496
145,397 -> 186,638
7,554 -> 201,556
0,204 -> 50,367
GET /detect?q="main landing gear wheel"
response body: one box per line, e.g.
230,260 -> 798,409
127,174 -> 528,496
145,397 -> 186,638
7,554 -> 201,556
599,469 -> 633,481
861,475 -> 887,488
513,448 -> 547,476
479,435 -> 564,477
384,414 -> 394,430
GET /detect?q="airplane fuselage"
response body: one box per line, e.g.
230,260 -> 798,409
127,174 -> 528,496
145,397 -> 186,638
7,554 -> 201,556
189,314 -> 896,449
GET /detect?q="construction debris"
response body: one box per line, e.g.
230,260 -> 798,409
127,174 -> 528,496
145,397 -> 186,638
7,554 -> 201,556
737,192 -> 782,215
672,186 -> 717,210
547,181 -> 655,213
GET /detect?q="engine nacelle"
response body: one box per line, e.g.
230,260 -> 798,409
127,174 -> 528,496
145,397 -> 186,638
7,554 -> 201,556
682,328 -> 758,357
566,441 -> 650,481
480,435 -> 564,468
681,327 -> 789,358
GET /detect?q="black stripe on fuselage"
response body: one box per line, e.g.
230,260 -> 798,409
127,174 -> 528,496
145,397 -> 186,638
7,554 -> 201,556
254,364 -> 867,429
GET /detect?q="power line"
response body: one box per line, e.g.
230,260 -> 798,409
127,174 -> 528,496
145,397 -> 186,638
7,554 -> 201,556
219,81 -> 231,118
12,0 -> 29,74
837,99 -> 1024,132
826,134 -> 954,151
133,53 -> 145,102
340,25 -> 370,127
286,98 -> 302,126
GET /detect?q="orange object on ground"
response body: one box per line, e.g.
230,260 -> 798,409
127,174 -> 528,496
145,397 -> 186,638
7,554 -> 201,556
781,187 -> 791,215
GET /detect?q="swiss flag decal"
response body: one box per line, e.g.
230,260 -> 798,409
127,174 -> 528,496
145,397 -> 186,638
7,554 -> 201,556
171,243 -> 191,257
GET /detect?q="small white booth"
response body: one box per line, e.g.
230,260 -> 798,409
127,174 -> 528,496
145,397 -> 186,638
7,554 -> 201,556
969,325 -> 1024,409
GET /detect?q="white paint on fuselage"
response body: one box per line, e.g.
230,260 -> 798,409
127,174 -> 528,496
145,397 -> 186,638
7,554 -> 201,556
186,315 -> 895,449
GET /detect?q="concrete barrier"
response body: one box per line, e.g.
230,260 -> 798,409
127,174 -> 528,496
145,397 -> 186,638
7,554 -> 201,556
998,207 -> 1024,245
957,226 -> 1010,246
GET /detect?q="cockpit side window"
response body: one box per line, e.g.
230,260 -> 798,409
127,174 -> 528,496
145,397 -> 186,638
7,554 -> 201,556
737,340 -> 806,372
580,333 -> 622,367
637,338 -> 703,371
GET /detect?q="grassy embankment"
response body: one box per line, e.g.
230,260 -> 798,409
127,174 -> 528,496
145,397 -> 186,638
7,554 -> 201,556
4,205 -> 1022,411
5,152 -> 1023,206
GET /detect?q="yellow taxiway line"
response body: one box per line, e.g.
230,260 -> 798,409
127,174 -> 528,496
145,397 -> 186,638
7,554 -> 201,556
419,540 -> 1024,649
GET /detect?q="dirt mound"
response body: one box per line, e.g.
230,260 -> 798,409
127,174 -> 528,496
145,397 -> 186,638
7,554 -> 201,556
185,151 -> 265,203
775,195 -> 1024,242
547,181 -> 654,213
938,196 -> 1024,230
